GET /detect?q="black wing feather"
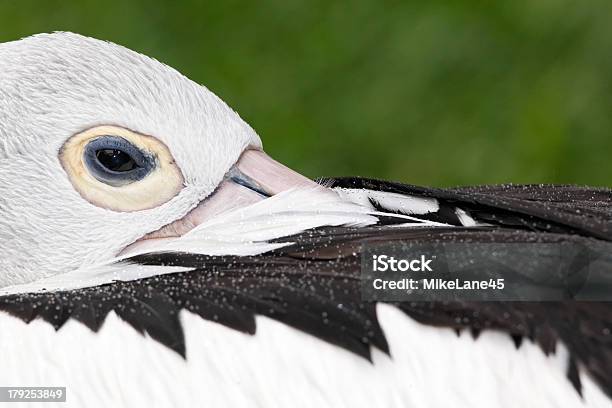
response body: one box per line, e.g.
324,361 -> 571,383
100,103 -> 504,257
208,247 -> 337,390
2,178 -> 612,398
327,178 -> 612,239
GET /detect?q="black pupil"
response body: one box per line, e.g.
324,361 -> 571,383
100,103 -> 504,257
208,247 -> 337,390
96,149 -> 137,172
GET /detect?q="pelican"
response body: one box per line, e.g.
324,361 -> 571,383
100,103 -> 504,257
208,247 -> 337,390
1,32 -> 611,408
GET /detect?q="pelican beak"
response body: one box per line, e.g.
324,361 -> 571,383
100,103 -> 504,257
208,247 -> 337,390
120,149 -> 320,255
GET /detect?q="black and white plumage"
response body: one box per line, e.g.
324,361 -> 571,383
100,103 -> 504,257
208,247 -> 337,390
1,33 -> 612,408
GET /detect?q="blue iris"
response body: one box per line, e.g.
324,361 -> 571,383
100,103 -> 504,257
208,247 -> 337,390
84,136 -> 155,186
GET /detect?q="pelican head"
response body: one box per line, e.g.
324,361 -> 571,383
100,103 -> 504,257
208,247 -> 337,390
0,32 -> 330,288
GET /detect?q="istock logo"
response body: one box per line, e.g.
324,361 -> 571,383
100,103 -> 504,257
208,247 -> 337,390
372,255 -> 434,272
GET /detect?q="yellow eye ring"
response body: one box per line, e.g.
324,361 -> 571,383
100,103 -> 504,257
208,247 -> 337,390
60,125 -> 184,212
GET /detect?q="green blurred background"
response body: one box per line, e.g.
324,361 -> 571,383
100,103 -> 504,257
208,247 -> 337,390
2,0 -> 611,187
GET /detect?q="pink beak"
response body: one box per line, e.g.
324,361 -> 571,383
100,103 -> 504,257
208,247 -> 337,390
121,149 -> 320,255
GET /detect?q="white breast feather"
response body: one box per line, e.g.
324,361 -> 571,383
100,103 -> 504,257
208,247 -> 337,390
0,304 -> 608,408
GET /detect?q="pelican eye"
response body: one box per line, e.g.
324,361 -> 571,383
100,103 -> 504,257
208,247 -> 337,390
60,125 -> 184,212
83,136 -> 155,187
